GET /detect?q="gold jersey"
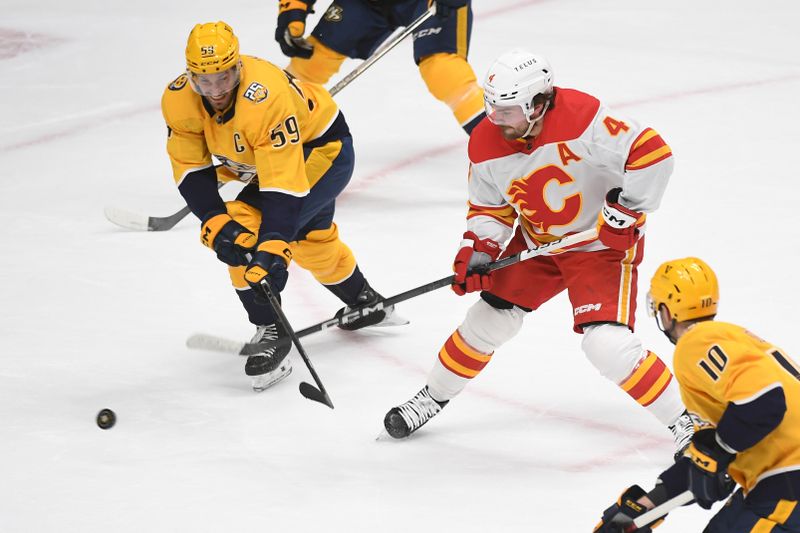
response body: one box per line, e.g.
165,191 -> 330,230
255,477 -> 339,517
161,55 -> 341,196
674,321 -> 800,493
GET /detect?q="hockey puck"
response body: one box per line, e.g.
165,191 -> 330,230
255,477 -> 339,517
96,408 -> 116,430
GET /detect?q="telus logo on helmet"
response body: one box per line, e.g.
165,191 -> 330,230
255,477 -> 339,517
514,59 -> 536,72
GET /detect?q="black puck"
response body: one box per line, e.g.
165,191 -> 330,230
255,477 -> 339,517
96,408 -> 116,430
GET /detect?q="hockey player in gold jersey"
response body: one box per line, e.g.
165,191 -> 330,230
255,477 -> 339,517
595,257 -> 800,532
274,0 -> 485,134
162,21 -> 399,392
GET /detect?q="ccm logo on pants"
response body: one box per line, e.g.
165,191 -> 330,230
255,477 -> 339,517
574,303 -> 602,316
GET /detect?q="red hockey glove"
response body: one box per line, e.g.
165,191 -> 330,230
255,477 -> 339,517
451,231 -> 501,295
594,485 -> 665,533
275,0 -> 315,58
598,188 -> 645,251
201,212 -> 256,267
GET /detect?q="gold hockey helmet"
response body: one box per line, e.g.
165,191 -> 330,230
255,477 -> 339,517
185,21 -> 239,74
648,257 -> 719,322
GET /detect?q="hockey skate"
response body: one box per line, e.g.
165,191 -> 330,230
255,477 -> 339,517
669,410 -> 696,461
383,386 -> 449,439
245,322 -> 292,392
335,281 -> 408,331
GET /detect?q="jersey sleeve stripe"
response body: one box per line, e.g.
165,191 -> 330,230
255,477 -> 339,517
467,212 -> 516,228
732,382 -> 784,405
626,128 -> 673,170
626,145 -> 673,171
258,186 -> 310,197
467,203 -> 516,227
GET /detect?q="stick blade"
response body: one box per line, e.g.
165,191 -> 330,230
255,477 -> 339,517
104,206 -> 151,231
186,333 -> 246,355
299,382 -> 334,409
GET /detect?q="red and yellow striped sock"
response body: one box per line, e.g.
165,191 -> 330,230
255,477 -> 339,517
437,329 -> 493,379
620,351 -> 674,407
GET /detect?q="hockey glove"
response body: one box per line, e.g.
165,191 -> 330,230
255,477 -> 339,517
244,240 -> 293,303
686,428 -> 736,509
594,485 -> 664,533
452,231 -> 501,295
275,0 -> 315,58
201,213 -> 256,267
598,187 -> 645,251
435,0 -> 468,19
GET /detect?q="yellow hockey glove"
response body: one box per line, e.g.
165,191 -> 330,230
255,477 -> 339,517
276,0 -> 315,58
200,213 -> 256,266
244,240 -> 293,302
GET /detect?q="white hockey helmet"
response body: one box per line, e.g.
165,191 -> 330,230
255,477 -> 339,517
483,49 -> 554,130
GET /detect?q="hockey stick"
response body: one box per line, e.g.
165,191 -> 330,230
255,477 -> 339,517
105,181 -> 225,232
187,228 -> 598,356
258,279 -> 334,409
328,3 -> 437,96
109,6 -> 434,231
629,490 -> 693,531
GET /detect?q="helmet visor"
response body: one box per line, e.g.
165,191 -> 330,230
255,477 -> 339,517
646,291 -> 658,318
484,100 -> 530,128
187,63 -> 241,98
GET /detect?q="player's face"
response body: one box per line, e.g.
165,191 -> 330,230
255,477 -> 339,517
485,100 -> 546,139
188,64 -> 240,111
485,102 -> 529,138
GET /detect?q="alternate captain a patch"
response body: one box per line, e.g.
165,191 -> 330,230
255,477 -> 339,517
244,82 -> 268,103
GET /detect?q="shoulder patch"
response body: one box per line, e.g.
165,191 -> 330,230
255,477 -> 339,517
243,81 -> 268,103
168,74 -> 188,91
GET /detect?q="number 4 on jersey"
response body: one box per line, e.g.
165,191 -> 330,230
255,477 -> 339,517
603,115 -> 630,136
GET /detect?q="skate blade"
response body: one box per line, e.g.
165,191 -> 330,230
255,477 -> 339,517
371,312 -> 410,328
375,428 -> 410,441
251,364 -> 292,392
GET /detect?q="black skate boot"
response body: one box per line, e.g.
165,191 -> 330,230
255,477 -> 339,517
335,281 -> 406,331
245,322 -> 292,392
669,410 -> 695,461
384,386 -> 449,439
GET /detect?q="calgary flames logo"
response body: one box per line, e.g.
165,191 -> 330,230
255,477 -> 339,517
507,165 -> 581,233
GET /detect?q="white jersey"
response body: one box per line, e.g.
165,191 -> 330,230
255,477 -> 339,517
466,87 -> 674,252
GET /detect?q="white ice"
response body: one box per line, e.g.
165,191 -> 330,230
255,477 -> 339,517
1,0 -> 799,531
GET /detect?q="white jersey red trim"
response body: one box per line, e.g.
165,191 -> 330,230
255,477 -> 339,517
465,87 -> 674,253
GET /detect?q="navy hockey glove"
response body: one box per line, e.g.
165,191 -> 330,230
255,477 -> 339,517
594,485 -> 665,533
244,240 -> 292,303
598,188 -> 645,251
686,428 -> 736,509
436,0 -> 468,19
275,0 -> 315,58
451,231 -> 501,295
200,213 -> 256,267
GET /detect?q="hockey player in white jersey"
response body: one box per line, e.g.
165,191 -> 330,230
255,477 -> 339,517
383,49 -> 694,455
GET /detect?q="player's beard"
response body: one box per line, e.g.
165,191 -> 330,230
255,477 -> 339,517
498,124 -> 528,140
208,91 -> 235,112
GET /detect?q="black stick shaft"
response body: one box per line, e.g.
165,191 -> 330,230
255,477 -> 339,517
147,181 -> 226,231
260,280 -> 334,409
240,229 -> 598,355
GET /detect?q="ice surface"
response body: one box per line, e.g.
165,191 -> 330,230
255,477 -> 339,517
1,0 -> 799,531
